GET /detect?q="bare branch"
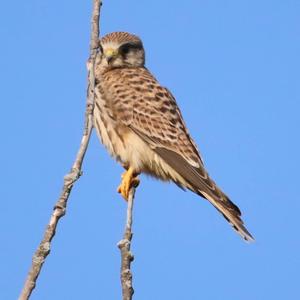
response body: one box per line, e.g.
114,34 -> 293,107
18,1 -> 102,299
118,187 -> 136,300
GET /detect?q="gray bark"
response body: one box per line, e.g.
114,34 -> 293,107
18,1 -> 102,299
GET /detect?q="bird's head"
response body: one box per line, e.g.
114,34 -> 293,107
99,32 -> 145,69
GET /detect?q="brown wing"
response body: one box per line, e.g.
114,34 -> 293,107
102,67 -> 254,241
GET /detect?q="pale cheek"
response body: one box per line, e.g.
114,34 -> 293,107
112,57 -> 124,67
125,53 -> 143,66
126,56 -> 137,65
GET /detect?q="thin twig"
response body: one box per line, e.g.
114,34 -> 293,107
118,187 -> 136,300
18,1 -> 102,299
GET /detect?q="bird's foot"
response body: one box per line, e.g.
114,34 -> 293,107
117,167 -> 140,201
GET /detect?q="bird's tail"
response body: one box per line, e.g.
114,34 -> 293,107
198,189 -> 254,242
152,147 -> 254,242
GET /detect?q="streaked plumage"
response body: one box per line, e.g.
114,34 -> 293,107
94,32 -> 254,242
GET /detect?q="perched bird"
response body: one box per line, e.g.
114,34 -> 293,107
94,31 -> 253,242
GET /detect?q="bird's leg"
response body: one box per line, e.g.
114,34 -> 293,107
117,166 -> 140,201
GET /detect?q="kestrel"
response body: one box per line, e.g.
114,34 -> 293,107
94,32 -> 253,242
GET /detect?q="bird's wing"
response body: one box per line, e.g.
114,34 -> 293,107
105,67 -> 253,241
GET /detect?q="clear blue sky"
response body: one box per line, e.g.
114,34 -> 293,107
1,1 -> 299,299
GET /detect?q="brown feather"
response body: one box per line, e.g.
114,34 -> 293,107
154,147 -> 254,242
94,32 -> 254,241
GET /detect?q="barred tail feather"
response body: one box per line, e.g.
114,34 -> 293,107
199,190 -> 254,242
154,147 -> 254,242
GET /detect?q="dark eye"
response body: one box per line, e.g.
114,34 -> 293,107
120,44 -> 131,55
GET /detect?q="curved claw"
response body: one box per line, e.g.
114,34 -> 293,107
117,167 -> 140,201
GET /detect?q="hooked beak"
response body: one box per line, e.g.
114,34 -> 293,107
104,48 -> 118,64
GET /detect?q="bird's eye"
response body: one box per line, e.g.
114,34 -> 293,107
120,44 -> 131,55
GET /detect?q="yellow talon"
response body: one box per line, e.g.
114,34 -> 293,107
117,167 -> 140,201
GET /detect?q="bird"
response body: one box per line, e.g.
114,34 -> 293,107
94,31 -> 254,242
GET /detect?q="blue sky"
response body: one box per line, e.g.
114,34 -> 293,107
1,1 -> 299,299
